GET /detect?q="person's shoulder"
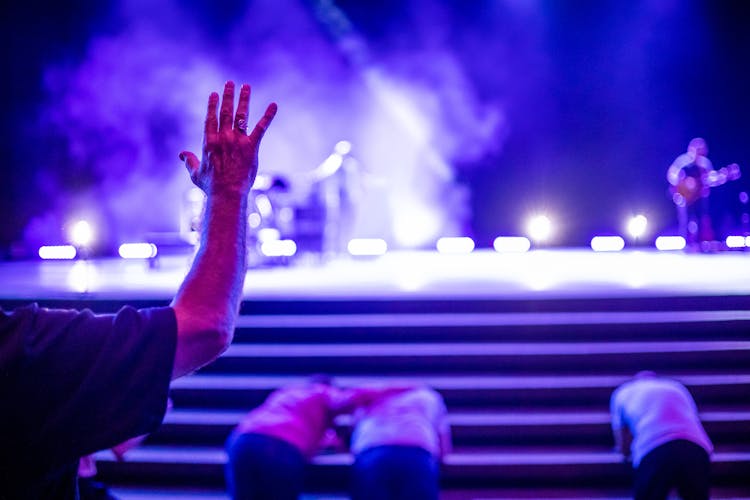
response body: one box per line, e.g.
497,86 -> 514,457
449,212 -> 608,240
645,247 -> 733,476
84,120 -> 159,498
1,302 -> 43,319
1,303 -> 83,338
1,302 -> 35,323
116,304 -> 175,320
658,376 -> 689,392
413,386 -> 445,402
611,378 -> 639,401
109,305 -> 177,337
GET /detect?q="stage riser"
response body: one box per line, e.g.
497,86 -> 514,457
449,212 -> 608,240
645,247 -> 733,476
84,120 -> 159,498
16,293 -> 743,495
169,384 -> 750,410
3,294 -> 750,315
202,349 -> 750,375
148,419 -> 750,448
232,321 -> 750,343
95,458 -> 750,491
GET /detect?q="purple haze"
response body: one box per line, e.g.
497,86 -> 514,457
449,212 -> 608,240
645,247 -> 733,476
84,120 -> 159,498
25,0 -> 508,252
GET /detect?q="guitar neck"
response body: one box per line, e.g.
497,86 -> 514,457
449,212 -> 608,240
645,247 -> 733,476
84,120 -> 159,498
706,163 -> 741,188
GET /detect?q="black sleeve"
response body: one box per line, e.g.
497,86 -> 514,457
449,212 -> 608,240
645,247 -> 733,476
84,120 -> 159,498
1,303 -> 177,475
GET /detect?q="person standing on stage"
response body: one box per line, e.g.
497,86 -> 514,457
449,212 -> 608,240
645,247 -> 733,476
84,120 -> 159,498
667,137 -> 717,248
610,371 -> 713,500
667,137 -> 741,249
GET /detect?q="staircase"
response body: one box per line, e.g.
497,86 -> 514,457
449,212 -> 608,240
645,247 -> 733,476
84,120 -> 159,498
75,294 -> 750,499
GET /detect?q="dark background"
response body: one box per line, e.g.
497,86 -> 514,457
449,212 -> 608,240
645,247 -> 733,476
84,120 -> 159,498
1,0 -> 749,255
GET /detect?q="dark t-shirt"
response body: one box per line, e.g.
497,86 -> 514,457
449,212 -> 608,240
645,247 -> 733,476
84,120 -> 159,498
0,303 -> 177,499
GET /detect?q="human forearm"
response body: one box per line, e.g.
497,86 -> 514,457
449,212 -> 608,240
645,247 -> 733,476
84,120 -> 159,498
171,193 -> 247,376
177,192 -> 248,326
170,82 -> 276,379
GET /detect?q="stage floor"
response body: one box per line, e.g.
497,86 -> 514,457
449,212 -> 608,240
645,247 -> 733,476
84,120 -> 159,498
1,249 -> 749,301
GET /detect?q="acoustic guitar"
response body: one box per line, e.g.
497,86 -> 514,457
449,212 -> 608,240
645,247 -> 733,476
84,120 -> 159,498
671,163 -> 741,206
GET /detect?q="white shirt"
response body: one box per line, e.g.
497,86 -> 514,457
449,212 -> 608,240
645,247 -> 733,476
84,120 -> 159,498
350,387 -> 451,459
667,152 -> 713,186
610,376 -> 713,466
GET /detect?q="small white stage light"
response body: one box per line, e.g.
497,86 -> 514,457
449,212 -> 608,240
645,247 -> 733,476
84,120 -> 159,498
590,236 -> 625,252
118,243 -> 158,259
257,228 -> 281,242
436,237 -> 475,254
655,236 -> 686,251
39,245 -> 77,260
348,238 -> 388,256
527,215 -> 552,243
725,236 -> 747,249
493,236 -> 531,253
627,215 -> 648,239
70,220 -> 94,247
261,239 -> 297,257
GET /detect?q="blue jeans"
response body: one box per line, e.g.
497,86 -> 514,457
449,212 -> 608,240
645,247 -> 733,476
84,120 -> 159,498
351,445 -> 439,500
225,432 -> 306,500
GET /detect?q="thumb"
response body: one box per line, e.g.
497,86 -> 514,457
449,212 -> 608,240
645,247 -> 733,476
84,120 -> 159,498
179,151 -> 200,174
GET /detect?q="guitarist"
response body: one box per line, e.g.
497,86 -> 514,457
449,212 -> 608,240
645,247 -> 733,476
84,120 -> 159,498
667,137 -> 740,250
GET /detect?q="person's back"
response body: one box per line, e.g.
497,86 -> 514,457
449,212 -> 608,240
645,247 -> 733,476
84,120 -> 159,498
351,386 -> 449,458
611,372 -> 712,500
350,386 -> 450,500
226,380 -> 348,500
612,376 -> 712,467
235,382 -> 341,457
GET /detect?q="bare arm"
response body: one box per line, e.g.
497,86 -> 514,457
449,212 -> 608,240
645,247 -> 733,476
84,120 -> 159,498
615,426 -> 633,463
610,390 -> 632,461
667,152 -> 694,186
170,81 -> 277,379
437,410 -> 452,459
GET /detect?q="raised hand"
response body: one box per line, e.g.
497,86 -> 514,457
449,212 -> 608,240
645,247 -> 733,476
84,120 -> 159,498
180,81 -> 277,197
170,83 -> 276,379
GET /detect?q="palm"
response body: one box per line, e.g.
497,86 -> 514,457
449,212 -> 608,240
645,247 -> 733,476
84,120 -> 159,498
181,81 -> 276,197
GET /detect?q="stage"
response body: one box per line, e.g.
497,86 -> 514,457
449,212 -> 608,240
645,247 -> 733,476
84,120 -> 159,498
1,249 -> 749,302
3,248 -> 750,499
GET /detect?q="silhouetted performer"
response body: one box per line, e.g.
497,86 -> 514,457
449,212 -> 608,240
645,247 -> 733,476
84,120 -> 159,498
667,137 -> 740,249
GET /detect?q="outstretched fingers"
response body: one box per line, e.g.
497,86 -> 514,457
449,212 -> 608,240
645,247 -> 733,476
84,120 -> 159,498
249,102 -> 278,144
204,92 -> 219,143
219,81 -> 235,132
234,84 -> 251,134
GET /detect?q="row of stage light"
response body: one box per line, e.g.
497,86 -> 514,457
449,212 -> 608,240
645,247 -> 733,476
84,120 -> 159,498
36,217 -> 750,260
